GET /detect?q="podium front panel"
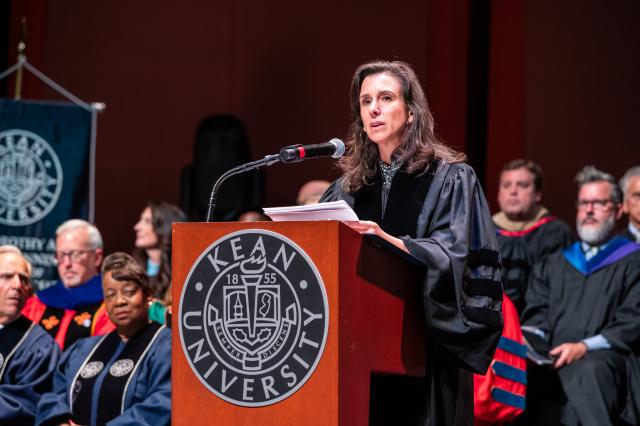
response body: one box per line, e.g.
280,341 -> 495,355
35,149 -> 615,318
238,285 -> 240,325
172,221 -> 425,425
172,222 -> 340,425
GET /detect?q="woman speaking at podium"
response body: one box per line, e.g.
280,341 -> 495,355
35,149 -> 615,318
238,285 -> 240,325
321,60 -> 503,426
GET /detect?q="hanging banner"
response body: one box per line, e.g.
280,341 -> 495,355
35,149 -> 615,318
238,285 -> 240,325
0,98 -> 95,290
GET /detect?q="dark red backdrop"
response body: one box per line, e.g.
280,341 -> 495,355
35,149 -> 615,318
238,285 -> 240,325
5,0 -> 640,252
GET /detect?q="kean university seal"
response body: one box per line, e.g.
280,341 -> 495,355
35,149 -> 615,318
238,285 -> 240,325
179,229 -> 329,407
0,129 -> 63,226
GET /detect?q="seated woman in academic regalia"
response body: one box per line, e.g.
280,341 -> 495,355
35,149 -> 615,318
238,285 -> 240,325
36,252 -> 171,426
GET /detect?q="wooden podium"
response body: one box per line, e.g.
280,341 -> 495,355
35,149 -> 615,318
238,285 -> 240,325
172,221 -> 426,425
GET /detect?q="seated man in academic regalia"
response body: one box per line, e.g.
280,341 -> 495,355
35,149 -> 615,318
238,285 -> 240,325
22,219 -> 115,350
0,245 -> 60,424
493,159 -> 574,312
619,166 -> 640,243
521,165 -> 640,425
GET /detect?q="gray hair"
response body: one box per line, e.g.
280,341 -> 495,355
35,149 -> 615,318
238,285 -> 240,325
574,165 -> 622,204
619,166 -> 640,197
55,219 -> 103,250
0,245 -> 32,275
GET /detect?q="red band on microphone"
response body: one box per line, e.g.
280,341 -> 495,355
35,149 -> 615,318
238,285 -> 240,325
298,147 -> 306,158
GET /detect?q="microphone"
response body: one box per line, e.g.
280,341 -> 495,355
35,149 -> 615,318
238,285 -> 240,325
206,138 -> 344,221
279,138 -> 345,163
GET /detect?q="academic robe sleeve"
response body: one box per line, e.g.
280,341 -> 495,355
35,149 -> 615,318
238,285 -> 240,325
520,257 -> 552,333
401,163 -> 503,374
0,325 -> 60,424
108,329 -> 172,426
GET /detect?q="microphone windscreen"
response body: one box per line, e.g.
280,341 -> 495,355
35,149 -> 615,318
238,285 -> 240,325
330,138 -> 345,158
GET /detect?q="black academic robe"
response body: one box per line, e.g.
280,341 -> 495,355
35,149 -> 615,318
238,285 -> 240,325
0,316 -> 60,424
495,216 -> 575,312
322,160 -> 503,426
522,240 -> 640,425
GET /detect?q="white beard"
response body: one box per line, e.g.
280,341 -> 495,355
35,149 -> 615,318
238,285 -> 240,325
577,215 -> 616,246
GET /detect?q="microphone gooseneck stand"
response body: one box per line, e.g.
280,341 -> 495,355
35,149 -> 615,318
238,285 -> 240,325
205,139 -> 345,222
205,154 -> 281,222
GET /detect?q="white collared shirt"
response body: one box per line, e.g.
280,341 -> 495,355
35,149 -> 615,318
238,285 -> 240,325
628,223 -> 640,243
581,242 -> 600,261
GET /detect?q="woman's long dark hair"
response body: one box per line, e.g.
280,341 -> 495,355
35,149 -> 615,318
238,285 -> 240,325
339,60 -> 465,193
132,201 -> 186,303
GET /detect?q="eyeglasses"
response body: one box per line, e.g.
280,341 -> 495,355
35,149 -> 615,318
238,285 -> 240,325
576,199 -> 614,211
54,250 -> 94,263
628,193 -> 640,205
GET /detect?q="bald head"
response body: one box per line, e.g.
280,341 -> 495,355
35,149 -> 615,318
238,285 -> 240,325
296,180 -> 331,205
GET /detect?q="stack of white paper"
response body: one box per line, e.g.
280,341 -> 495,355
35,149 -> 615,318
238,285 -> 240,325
263,200 -> 358,222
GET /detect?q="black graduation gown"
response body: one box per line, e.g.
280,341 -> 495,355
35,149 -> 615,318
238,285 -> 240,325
495,217 -> 575,312
321,161 -> 503,426
521,242 -> 640,425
